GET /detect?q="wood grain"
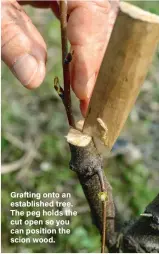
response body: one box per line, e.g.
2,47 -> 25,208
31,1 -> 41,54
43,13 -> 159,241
83,2 -> 159,151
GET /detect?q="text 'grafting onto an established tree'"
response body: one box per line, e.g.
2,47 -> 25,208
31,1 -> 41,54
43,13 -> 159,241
10,191 -> 78,244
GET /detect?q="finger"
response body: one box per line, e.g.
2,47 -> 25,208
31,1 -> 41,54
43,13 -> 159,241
67,0 -> 119,115
2,0 -> 47,89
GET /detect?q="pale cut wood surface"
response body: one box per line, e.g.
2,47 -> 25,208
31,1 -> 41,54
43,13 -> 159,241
83,2 -> 159,152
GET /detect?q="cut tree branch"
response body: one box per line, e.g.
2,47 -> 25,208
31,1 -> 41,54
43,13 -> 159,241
67,128 -> 117,251
67,126 -> 159,253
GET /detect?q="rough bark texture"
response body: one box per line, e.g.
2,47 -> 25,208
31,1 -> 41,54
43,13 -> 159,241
68,139 -> 159,253
69,141 -> 117,250
111,194 -> 159,253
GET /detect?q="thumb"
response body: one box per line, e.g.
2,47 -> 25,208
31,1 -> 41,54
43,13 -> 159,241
1,0 -> 47,89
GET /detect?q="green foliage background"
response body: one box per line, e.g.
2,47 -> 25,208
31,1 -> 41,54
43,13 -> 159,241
1,1 -> 159,253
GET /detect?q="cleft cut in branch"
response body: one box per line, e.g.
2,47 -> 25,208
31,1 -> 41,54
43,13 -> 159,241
67,127 -> 117,251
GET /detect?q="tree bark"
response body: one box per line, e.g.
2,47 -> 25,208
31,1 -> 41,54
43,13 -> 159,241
67,128 -> 159,252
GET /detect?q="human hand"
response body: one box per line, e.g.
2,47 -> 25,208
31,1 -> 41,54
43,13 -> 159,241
1,0 -> 119,116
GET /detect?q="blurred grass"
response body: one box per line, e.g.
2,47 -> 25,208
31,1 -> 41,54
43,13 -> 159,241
1,1 -> 159,253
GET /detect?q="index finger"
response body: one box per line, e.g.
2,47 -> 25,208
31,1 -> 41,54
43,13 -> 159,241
67,0 -> 119,115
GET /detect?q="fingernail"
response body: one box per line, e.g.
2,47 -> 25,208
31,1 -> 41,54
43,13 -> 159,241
12,54 -> 38,87
80,99 -> 90,117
